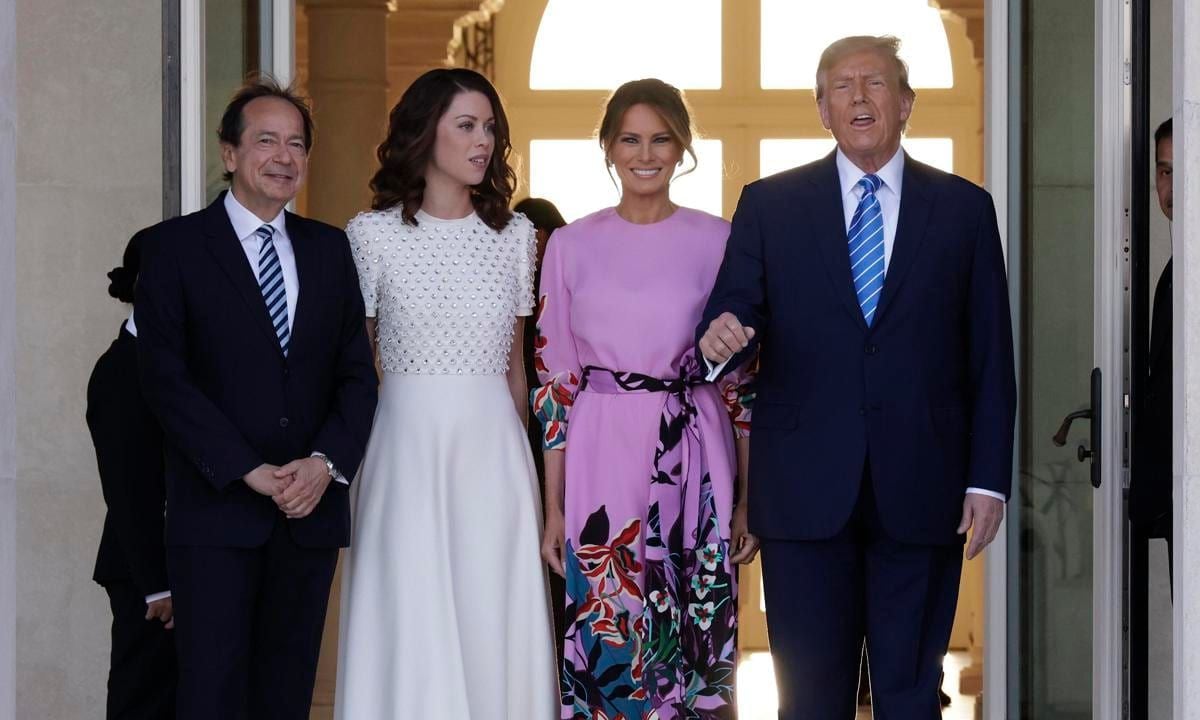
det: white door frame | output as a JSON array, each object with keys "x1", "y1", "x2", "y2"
[
  {"x1": 178, "y1": 0, "x2": 294, "y2": 215},
  {"x1": 981, "y1": 0, "x2": 1129, "y2": 717}
]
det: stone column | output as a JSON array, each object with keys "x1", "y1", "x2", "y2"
[
  {"x1": 1174, "y1": 0, "x2": 1200, "y2": 717},
  {"x1": 0, "y1": 0, "x2": 15, "y2": 716},
  {"x1": 302, "y1": 0, "x2": 391, "y2": 230}
]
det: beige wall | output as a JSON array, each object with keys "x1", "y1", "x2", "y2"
[
  {"x1": 1, "y1": 0, "x2": 16, "y2": 716},
  {"x1": 13, "y1": 0, "x2": 162, "y2": 716}
]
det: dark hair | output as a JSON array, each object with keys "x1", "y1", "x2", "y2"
[
  {"x1": 216, "y1": 76, "x2": 315, "y2": 183},
  {"x1": 598, "y1": 78, "x2": 698, "y2": 179},
  {"x1": 370, "y1": 68, "x2": 516, "y2": 231},
  {"x1": 1155, "y1": 117, "x2": 1173, "y2": 152},
  {"x1": 107, "y1": 229, "x2": 146, "y2": 304},
  {"x1": 513, "y1": 197, "x2": 566, "y2": 233}
]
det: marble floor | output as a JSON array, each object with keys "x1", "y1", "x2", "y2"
[{"x1": 736, "y1": 650, "x2": 978, "y2": 720}]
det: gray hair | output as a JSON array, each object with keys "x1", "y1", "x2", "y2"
[{"x1": 815, "y1": 35, "x2": 915, "y2": 101}]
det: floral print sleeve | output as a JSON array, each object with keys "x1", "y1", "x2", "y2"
[
  {"x1": 530, "y1": 233, "x2": 581, "y2": 450},
  {"x1": 718, "y1": 351, "x2": 757, "y2": 438}
]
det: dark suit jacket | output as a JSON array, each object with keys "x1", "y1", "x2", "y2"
[
  {"x1": 700, "y1": 152, "x2": 1016, "y2": 545},
  {"x1": 1132, "y1": 259, "x2": 1172, "y2": 527},
  {"x1": 135, "y1": 193, "x2": 378, "y2": 549},
  {"x1": 86, "y1": 322, "x2": 169, "y2": 595}
]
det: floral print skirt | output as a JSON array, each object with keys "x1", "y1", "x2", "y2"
[{"x1": 560, "y1": 366, "x2": 739, "y2": 720}]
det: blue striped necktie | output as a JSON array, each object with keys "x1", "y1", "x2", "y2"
[
  {"x1": 256, "y1": 224, "x2": 290, "y2": 355},
  {"x1": 848, "y1": 174, "x2": 885, "y2": 326}
]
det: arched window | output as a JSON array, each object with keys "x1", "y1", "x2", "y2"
[
  {"x1": 498, "y1": 1, "x2": 978, "y2": 222},
  {"x1": 530, "y1": 0, "x2": 722, "y2": 90},
  {"x1": 760, "y1": 0, "x2": 954, "y2": 89}
]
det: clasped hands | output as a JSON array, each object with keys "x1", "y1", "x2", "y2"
[{"x1": 244, "y1": 458, "x2": 331, "y2": 519}]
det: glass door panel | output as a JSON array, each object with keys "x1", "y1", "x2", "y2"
[{"x1": 1009, "y1": 0, "x2": 1096, "y2": 717}]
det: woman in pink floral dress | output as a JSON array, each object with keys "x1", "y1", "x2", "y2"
[{"x1": 532, "y1": 79, "x2": 758, "y2": 720}]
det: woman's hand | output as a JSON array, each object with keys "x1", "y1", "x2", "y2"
[
  {"x1": 542, "y1": 506, "x2": 567, "y2": 578},
  {"x1": 729, "y1": 503, "x2": 760, "y2": 564}
]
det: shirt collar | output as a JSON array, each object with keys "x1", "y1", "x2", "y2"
[
  {"x1": 223, "y1": 190, "x2": 287, "y2": 242},
  {"x1": 836, "y1": 146, "x2": 905, "y2": 199},
  {"x1": 124, "y1": 310, "x2": 137, "y2": 338}
]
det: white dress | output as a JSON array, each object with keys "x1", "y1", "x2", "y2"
[{"x1": 335, "y1": 208, "x2": 557, "y2": 719}]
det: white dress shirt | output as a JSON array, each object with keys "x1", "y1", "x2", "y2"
[{"x1": 224, "y1": 191, "x2": 347, "y2": 485}]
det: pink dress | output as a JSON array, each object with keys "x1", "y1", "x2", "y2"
[{"x1": 532, "y1": 207, "x2": 754, "y2": 720}]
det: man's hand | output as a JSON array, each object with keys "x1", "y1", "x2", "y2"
[
  {"x1": 958, "y1": 494, "x2": 1005, "y2": 560},
  {"x1": 699, "y1": 312, "x2": 756, "y2": 364},
  {"x1": 145, "y1": 597, "x2": 174, "y2": 630},
  {"x1": 244, "y1": 464, "x2": 288, "y2": 496},
  {"x1": 272, "y1": 457, "x2": 332, "y2": 519}
]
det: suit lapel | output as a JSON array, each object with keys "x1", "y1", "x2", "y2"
[
  {"x1": 808, "y1": 151, "x2": 869, "y2": 331},
  {"x1": 201, "y1": 193, "x2": 283, "y2": 355},
  {"x1": 286, "y1": 211, "x2": 321, "y2": 360},
  {"x1": 875, "y1": 154, "x2": 934, "y2": 326}
]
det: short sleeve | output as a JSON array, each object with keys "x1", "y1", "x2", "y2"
[
  {"x1": 345, "y1": 212, "x2": 380, "y2": 318},
  {"x1": 514, "y1": 215, "x2": 537, "y2": 317}
]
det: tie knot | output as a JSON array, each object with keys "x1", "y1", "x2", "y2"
[
  {"x1": 857, "y1": 174, "x2": 882, "y2": 195},
  {"x1": 255, "y1": 224, "x2": 275, "y2": 241}
]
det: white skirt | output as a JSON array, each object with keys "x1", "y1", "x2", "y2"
[{"x1": 334, "y1": 373, "x2": 557, "y2": 719}]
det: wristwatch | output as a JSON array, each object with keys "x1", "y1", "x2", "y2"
[{"x1": 312, "y1": 452, "x2": 338, "y2": 481}]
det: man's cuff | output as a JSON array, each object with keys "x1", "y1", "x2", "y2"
[
  {"x1": 703, "y1": 356, "x2": 730, "y2": 382},
  {"x1": 966, "y1": 487, "x2": 1006, "y2": 502},
  {"x1": 145, "y1": 591, "x2": 171, "y2": 604},
  {"x1": 311, "y1": 451, "x2": 348, "y2": 485}
]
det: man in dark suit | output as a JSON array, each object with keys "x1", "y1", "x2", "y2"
[
  {"x1": 87, "y1": 229, "x2": 176, "y2": 719},
  {"x1": 1132, "y1": 117, "x2": 1174, "y2": 582},
  {"x1": 698, "y1": 35, "x2": 1015, "y2": 719},
  {"x1": 135, "y1": 79, "x2": 377, "y2": 719}
]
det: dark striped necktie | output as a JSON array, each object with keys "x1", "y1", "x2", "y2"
[{"x1": 256, "y1": 224, "x2": 290, "y2": 356}]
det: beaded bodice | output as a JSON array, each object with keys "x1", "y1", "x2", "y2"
[{"x1": 347, "y1": 208, "x2": 536, "y2": 375}]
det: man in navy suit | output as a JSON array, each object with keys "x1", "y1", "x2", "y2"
[
  {"x1": 135, "y1": 79, "x2": 377, "y2": 719},
  {"x1": 699, "y1": 36, "x2": 1015, "y2": 719}
]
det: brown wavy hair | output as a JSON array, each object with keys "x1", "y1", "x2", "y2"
[{"x1": 370, "y1": 68, "x2": 516, "y2": 231}]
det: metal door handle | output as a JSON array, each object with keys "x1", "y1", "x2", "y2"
[{"x1": 1051, "y1": 368, "x2": 1102, "y2": 488}]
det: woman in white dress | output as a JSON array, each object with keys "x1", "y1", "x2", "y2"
[{"x1": 334, "y1": 67, "x2": 556, "y2": 719}]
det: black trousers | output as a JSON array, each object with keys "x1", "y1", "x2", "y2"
[
  {"x1": 105, "y1": 581, "x2": 177, "y2": 719},
  {"x1": 759, "y1": 467, "x2": 963, "y2": 720},
  {"x1": 168, "y1": 519, "x2": 338, "y2": 720}
]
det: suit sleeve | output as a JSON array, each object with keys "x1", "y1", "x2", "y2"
[
  {"x1": 697, "y1": 184, "x2": 769, "y2": 381},
  {"x1": 966, "y1": 194, "x2": 1017, "y2": 497},
  {"x1": 310, "y1": 229, "x2": 379, "y2": 482},
  {"x1": 135, "y1": 232, "x2": 263, "y2": 490},
  {"x1": 86, "y1": 366, "x2": 169, "y2": 597}
]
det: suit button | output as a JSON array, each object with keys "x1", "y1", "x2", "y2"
[
  {"x1": 865, "y1": 344, "x2": 879, "y2": 355},
  {"x1": 279, "y1": 417, "x2": 289, "y2": 428}
]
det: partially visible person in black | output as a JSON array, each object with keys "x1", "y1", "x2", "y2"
[
  {"x1": 86, "y1": 229, "x2": 177, "y2": 719},
  {"x1": 1133, "y1": 117, "x2": 1174, "y2": 587},
  {"x1": 513, "y1": 195, "x2": 566, "y2": 663}
]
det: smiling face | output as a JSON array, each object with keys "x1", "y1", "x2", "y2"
[
  {"x1": 818, "y1": 48, "x2": 913, "y2": 172},
  {"x1": 607, "y1": 103, "x2": 683, "y2": 201},
  {"x1": 426, "y1": 90, "x2": 496, "y2": 190},
  {"x1": 221, "y1": 96, "x2": 308, "y2": 219}
]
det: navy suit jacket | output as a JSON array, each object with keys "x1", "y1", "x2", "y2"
[
  {"x1": 135, "y1": 194, "x2": 378, "y2": 549},
  {"x1": 700, "y1": 152, "x2": 1016, "y2": 545}
]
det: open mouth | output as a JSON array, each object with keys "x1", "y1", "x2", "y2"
[
  {"x1": 631, "y1": 168, "x2": 662, "y2": 179},
  {"x1": 469, "y1": 155, "x2": 489, "y2": 169},
  {"x1": 850, "y1": 113, "x2": 876, "y2": 129},
  {"x1": 265, "y1": 172, "x2": 294, "y2": 182}
]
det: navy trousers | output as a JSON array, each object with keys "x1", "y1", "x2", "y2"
[
  {"x1": 760, "y1": 466, "x2": 963, "y2": 720},
  {"x1": 168, "y1": 519, "x2": 338, "y2": 720},
  {"x1": 105, "y1": 581, "x2": 177, "y2": 719}
]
